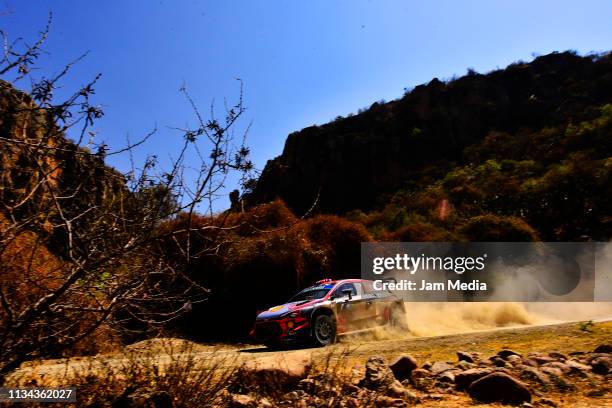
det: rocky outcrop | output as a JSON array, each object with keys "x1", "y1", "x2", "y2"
[{"x1": 250, "y1": 52, "x2": 612, "y2": 214}]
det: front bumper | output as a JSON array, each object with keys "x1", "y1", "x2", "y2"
[{"x1": 250, "y1": 316, "x2": 310, "y2": 344}]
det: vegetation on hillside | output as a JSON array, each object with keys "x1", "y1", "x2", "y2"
[{"x1": 251, "y1": 51, "x2": 612, "y2": 241}]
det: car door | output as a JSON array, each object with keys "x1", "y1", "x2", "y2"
[
  {"x1": 330, "y1": 282, "x2": 363, "y2": 332},
  {"x1": 360, "y1": 281, "x2": 382, "y2": 327}
]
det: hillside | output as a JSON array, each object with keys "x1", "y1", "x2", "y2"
[{"x1": 250, "y1": 51, "x2": 612, "y2": 241}]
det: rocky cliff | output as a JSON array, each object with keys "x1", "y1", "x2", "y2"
[{"x1": 251, "y1": 51, "x2": 612, "y2": 215}]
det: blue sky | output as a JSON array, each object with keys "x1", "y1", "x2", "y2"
[{"x1": 2, "y1": 1, "x2": 612, "y2": 210}]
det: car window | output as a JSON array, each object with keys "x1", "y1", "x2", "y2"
[
  {"x1": 332, "y1": 283, "x2": 357, "y2": 298},
  {"x1": 361, "y1": 281, "x2": 374, "y2": 293},
  {"x1": 289, "y1": 287, "x2": 331, "y2": 302}
]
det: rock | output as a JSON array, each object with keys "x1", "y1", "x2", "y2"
[
  {"x1": 232, "y1": 353, "x2": 311, "y2": 392},
  {"x1": 468, "y1": 372, "x2": 531, "y2": 404},
  {"x1": 389, "y1": 355, "x2": 418, "y2": 381},
  {"x1": 229, "y1": 394, "x2": 256, "y2": 408},
  {"x1": 518, "y1": 365, "x2": 550, "y2": 385},
  {"x1": 455, "y1": 368, "x2": 494, "y2": 390},
  {"x1": 535, "y1": 398, "x2": 558, "y2": 407},
  {"x1": 506, "y1": 354, "x2": 523, "y2": 366},
  {"x1": 591, "y1": 356, "x2": 612, "y2": 375},
  {"x1": 112, "y1": 388, "x2": 174, "y2": 408},
  {"x1": 535, "y1": 366, "x2": 574, "y2": 392},
  {"x1": 528, "y1": 353, "x2": 556, "y2": 365},
  {"x1": 457, "y1": 351, "x2": 474, "y2": 363},
  {"x1": 359, "y1": 356, "x2": 396, "y2": 389},
  {"x1": 421, "y1": 361, "x2": 432, "y2": 370},
  {"x1": 490, "y1": 355, "x2": 508, "y2": 367},
  {"x1": 258, "y1": 398, "x2": 273, "y2": 408},
  {"x1": 541, "y1": 362, "x2": 570, "y2": 374},
  {"x1": 593, "y1": 344, "x2": 612, "y2": 354},
  {"x1": 409, "y1": 368, "x2": 434, "y2": 391},
  {"x1": 374, "y1": 395, "x2": 407, "y2": 407},
  {"x1": 548, "y1": 352, "x2": 567, "y2": 361},
  {"x1": 498, "y1": 349, "x2": 522, "y2": 359},
  {"x1": 585, "y1": 387, "x2": 609, "y2": 397},
  {"x1": 521, "y1": 358, "x2": 540, "y2": 367},
  {"x1": 457, "y1": 360, "x2": 475, "y2": 370},
  {"x1": 562, "y1": 361, "x2": 591, "y2": 378},
  {"x1": 342, "y1": 383, "x2": 360, "y2": 395},
  {"x1": 386, "y1": 380, "x2": 408, "y2": 397},
  {"x1": 297, "y1": 378, "x2": 318, "y2": 394},
  {"x1": 430, "y1": 361, "x2": 454, "y2": 375},
  {"x1": 437, "y1": 371, "x2": 456, "y2": 384}
]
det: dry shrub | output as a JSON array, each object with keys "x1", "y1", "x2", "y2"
[
  {"x1": 386, "y1": 221, "x2": 456, "y2": 242},
  {"x1": 7, "y1": 340, "x2": 238, "y2": 407},
  {"x1": 225, "y1": 198, "x2": 297, "y2": 236},
  {"x1": 0, "y1": 216, "x2": 121, "y2": 357},
  {"x1": 458, "y1": 214, "x2": 540, "y2": 241}
]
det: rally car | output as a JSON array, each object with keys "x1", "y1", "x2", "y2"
[{"x1": 250, "y1": 279, "x2": 406, "y2": 348}]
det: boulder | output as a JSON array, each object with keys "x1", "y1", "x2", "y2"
[
  {"x1": 528, "y1": 353, "x2": 556, "y2": 365},
  {"x1": 409, "y1": 368, "x2": 434, "y2": 390},
  {"x1": 506, "y1": 354, "x2": 523, "y2": 366},
  {"x1": 430, "y1": 361, "x2": 454, "y2": 375},
  {"x1": 593, "y1": 344, "x2": 612, "y2": 354},
  {"x1": 437, "y1": 370, "x2": 456, "y2": 384},
  {"x1": 591, "y1": 356, "x2": 611, "y2": 375},
  {"x1": 229, "y1": 394, "x2": 257, "y2": 408},
  {"x1": 548, "y1": 352, "x2": 567, "y2": 361},
  {"x1": 540, "y1": 362, "x2": 570, "y2": 374},
  {"x1": 457, "y1": 360, "x2": 475, "y2": 370},
  {"x1": 490, "y1": 355, "x2": 508, "y2": 367},
  {"x1": 457, "y1": 351, "x2": 474, "y2": 363},
  {"x1": 455, "y1": 368, "x2": 494, "y2": 390},
  {"x1": 468, "y1": 372, "x2": 531, "y2": 404},
  {"x1": 374, "y1": 395, "x2": 407, "y2": 407},
  {"x1": 359, "y1": 356, "x2": 396, "y2": 389},
  {"x1": 565, "y1": 360, "x2": 591, "y2": 374},
  {"x1": 385, "y1": 380, "x2": 412, "y2": 398},
  {"x1": 498, "y1": 349, "x2": 522, "y2": 359},
  {"x1": 389, "y1": 355, "x2": 418, "y2": 381},
  {"x1": 231, "y1": 352, "x2": 311, "y2": 393},
  {"x1": 518, "y1": 365, "x2": 550, "y2": 385}
]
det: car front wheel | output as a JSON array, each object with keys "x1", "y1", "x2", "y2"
[{"x1": 312, "y1": 314, "x2": 336, "y2": 346}]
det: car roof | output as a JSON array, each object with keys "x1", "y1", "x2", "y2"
[{"x1": 311, "y1": 278, "x2": 367, "y2": 287}]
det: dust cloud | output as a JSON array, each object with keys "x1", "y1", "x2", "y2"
[
  {"x1": 342, "y1": 302, "x2": 612, "y2": 342},
  {"x1": 402, "y1": 302, "x2": 612, "y2": 337}
]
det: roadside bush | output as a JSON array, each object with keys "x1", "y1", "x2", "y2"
[{"x1": 458, "y1": 214, "x2": 540, "y2": 241}]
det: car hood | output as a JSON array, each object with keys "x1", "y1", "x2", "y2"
[{"x1": 256, "y1": 299, "x2": 320, "y2": 320}]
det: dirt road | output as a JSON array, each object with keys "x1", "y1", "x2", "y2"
[{"x1": 9, "y1": 319, "x2": 612, "y2": 386}]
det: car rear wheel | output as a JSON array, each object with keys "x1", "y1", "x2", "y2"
[{"x1": 312, "y1": 314, "x2": 336, "y2": 346}]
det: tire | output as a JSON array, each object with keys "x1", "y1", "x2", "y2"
[{"x1": 311, "y1": 314, "x2": 336, "y2": 347}]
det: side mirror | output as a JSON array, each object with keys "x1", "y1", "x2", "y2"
[{"x1": 342, "y1": 289, "x2": 353, "y2": 300}]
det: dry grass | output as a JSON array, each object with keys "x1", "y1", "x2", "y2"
[{"x1": 3, "y1": 321, "x2": 611, "y2": 407}]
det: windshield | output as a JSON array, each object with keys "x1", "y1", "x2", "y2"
[{"x1": 289, "y1": 287, "x2": 331, "y2": 302}]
